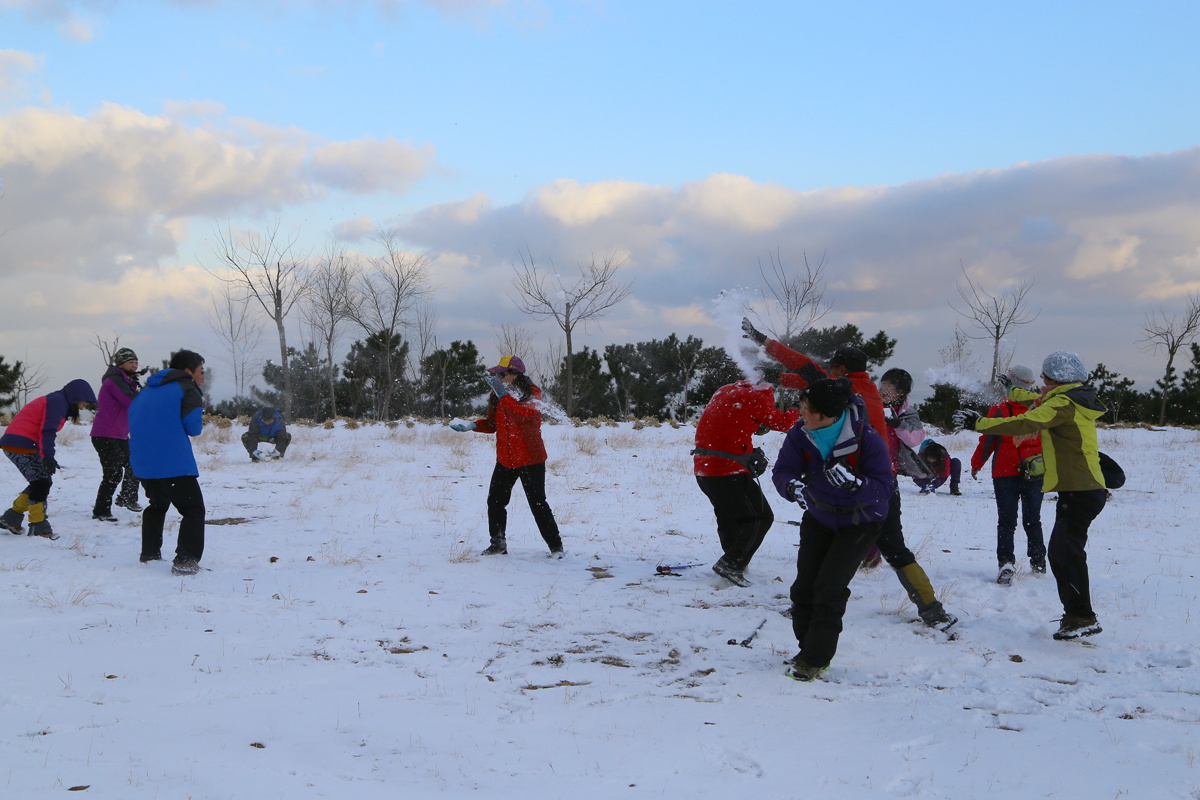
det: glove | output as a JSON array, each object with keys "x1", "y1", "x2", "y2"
[
  {"x1": 883, "y1": 406, "x2": 899, "y2": 426},
  {"x1": 484, "y1": 375, "x2": 509, "y2": 398},
  {"x1": 43, "y1": 456, "x2": 58, "y2": 476},
  {"x1": 825, "y1": 463, "x2": 862, "y2": 492},
  {"x1": 449, "y1": 421, "x2": 475, "y2": 432},
  {"x1": 994, "y1": 372, "x2": 1012, "y2": 391},
  {"x1": 741, "y1": 317, "x2": 767, "y2": 345},
  {"x1": 785, "y1": 479, "x2": 807, "y2": 509},
  {"x1": 951, "y1": 409, "x2": 982, "y2": 432}
]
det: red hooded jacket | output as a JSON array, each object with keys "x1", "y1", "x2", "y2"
[
  {"x1": 693, "y1": 380, "x2": 799, "y2": 477},
  {"x1": 764, "y1": 338, "x2": 888, "y2": 440},
  {"x1": 971, "y1": 398, "x2": 1043, "y2": 478}
]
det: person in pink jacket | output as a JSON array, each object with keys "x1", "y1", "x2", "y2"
[{"x1": 90, "y1": 348, "x2": 144, "y2": 521}]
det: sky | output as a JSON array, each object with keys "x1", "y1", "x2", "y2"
[
  {"x1": 3, "y1": 418, "x2": 1198, "y2": 797},
  {"x1": 2, "y1": 0, "x2": 1200, "y2": 401}
]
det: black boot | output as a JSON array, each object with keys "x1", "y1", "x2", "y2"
[{"x1": 481, "y1": 534, "x2": 507, "y2": 556}]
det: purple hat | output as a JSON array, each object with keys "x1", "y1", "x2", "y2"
[{"x1": 488, "y1": 355, "x2": 526, "y2": 374}]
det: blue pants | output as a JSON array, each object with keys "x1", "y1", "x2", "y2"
[
  {"x1": 993, "y1": 475, "x2": 1045, "y2": 566},
  {"x1": 913, "y1": 458, "x2": 961, "y2": 493}
]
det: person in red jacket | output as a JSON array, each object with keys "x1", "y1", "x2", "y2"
[
  {"x1": 693, "y1": 379, "x2": 799, "y2": 586},
  {"x1": 452, "y1": 355, "x2": 563, "y2": 558},
  {"x1": 970, "y1": 364, "x2": 1047, "y2": 585}
]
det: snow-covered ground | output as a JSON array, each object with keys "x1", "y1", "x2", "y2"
[{"x1": 2, "y1": 418, "x2": 1197, "y2": 799}]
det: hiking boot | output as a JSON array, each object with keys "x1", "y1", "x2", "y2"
[
  {"x1": 712, "y1": 560, "x2": 751, "y2": 587},
  {"x1": 116, "y1": 500, "x2": 143, "y2": 512},
  {"x1": 171, "y1": 559, "x2": 201, "y2": 576},
  {"x1": 0, "y1": 508, "x2": 25, "y2": 535},
  {"x1": 949, "y1": 487, "x2": 962, "y2": 496},
  {"x1": 997, "y1": 563, "x2": 1016, "y2": 586},
  {"x1": 1030, "y1": 558, "x2": 1047, "y2": 575},
  {"x1": 139, "y1": 553, "x2": 164, "y2": 563},
  {"x1": 480, "y1": 544, "x2": 508, "y2": 556},
  {"x1": 1053, "y1": 615, "x2": 1101, "y2": 640},
  {"x1": 548, "y1": 548, "x2": 565, "y2": 559},
  {"x1": 93, "y1": 512, "x2": 119, "y2": 522},
  {"x1": 919, "y1": 606, "x2": 958, "y2": 632},
  {"x1": 785, "y1": 654, "x2": 829, "y2": 682},
  {"x1": 27, "y1": 520, "x2": 59, "y2": 540}
]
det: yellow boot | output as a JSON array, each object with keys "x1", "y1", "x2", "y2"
[
  {"x1": 26, "y1": 502, "x2": 57, "y2": 540},
  {"x1": 0, "y1": 493, "x2": 27, "y2": 533}
]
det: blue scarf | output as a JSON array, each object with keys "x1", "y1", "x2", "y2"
[{"x1": 806, "y1": 410, "x2": 848, "y2": 460}]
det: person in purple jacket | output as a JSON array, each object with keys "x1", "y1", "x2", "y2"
[
  {"x1": 91, "y1": 347, "x2": 144, "y2": 521},
  {"x1": 771, "y1": 377, "x2": 894, "y2": 682},
  {"x1": 0, "y1": 379, "x2": 97, "y2": 540}
]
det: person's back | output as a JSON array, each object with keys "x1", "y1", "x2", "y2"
[{"x1": 129, "y1": 369, "x2": 203, "y2": 480}]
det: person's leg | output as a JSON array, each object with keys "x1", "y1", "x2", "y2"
[
  {"x1": 485, "y1": 463, "x2": 520, "y2": 553},
  {"x1": 3, "y1": 451, "x2": 42, "y2": 532},
  {"x1": 876, "y1": 488, "x2": 950, "y2": 622},
  {"x1": 790, "y1": 514, "x2": 834, "y2": 651},
  {"x1": 274, "y1": 432, "x2": 291, "y2": 457},
  {"x1": 993, "y1": 476, "x2": 1019, "y2": 566},
  {"x1": 92, "y1": 437, "x2": 122, "y2": 516},
  {"x1": 696, "y1": 474, "x2": 773, "y2": 572},
  {"x1": 241, "y1": 432, "x2": 259, "y2": 459},
  {"x1": 796, "y1": 520, "x2": 881, "y2": 668},
  {"x1": 1020, "y1": 476, "x2": 1047, "y2": 569},
  {"x1": 516, "y1": 462, "x2": 562, "y2": 552},
  {"x1": 949, "y1": 458, "x2": 962, "y2": 495},
  {"x1": 140, "y1": 478, "x2": 170, "y2": 560},
  {"x1": 166, "y1": 476, "x2": 206, "y2": 565},
  {"x1": 1048, "y1": 489, "x2": 1107, "y2": 618}
]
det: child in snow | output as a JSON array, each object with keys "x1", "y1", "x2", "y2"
[
  {"x1": 91, "y1": 347, "x2": 144, "y2": 521},
  {"x1": 969, "y1": 364, "x2": 1046, "y2": 585},
  {"x1": 955, "y1": 351, "x2": 1108, "y2": 640},
  {"x1": 1, "y1": 379, "x2": 97, "y2": 540},
  {"x1": 451, "y1": 355, "x2": 563, "y2": 558},
  {"x1": 913, "y1": 439, "x2": 962, "y2": 495},
  {"x1": 693, "y1": 379, "x2": 799, "y2": 587},
  {"x1": 771, "y1": 377, "x2": 894, "y2": 681}
]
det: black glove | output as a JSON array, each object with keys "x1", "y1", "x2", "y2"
[
  {"x1": 951, "y1": 409, "x2": 982, "y2": 433},
  {"x1": 42, "y1": 456, "x2": 58, "y2": 476},
  {"x1": 994, "y1": 372, "x2": 1012, "y2": 391},
  {"x1": 785, "y1": 479, "x2": 807, "y2": 508},
  {"x1": 825, "y1": 463, "x2": 862, "y2": 492},
  {"x1": 741, "y1": 317, "x2": 767, "y2": 345}
]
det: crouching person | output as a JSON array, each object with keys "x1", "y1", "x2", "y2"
[
  {"x1": 242, "y1": 407, "x2": 291, "y2": 461},
  {"x1": 772, "y1": 378, "x2": 894, "y2": 682}
]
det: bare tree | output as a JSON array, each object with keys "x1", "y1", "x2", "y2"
[
  {"x1": 1138, "y1": 292, "x2": 1200, "y2": 425},
  {"x1": 510, "y1": 251, "x2": 632, "y2": 416},
  {"x1": 494, "y1": 323, "x2": 534, "y2": 362},
  {"x1": 346, "y1": 229, "x2": 431, "y2": 418},
  {"x1": 951, "y1": 264, "x2": 1038, "y2": 382},
  {"x1": 91, "y1": 334, "x2": 122, "y2": 372},
  {"x1": 12, "y1": 356, "x2": 45, "y2": 409},
  {"x1": 754, "y1": 249, "x2": 832, "y2": 341},
  {"x1": 209, "y1": 284, "x2": 264, "y2": 400},
  {"x1": 211, "y1": 221, "x2": 307, "y2": 419},
  {"x1": 302, "y1": 241, "x2": 358, "y2": 418}
]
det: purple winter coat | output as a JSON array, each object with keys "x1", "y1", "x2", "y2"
[
  {"x1": 90, "y1": 365, "x2": 140, "y2": 440},
  {"x1": 771, "y1": 395, "x2": 895, "y2": 529}
]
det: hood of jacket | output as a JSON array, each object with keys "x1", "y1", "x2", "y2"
[{"x1": 62, "y1": 378, "x2": 97, "y2": 405}]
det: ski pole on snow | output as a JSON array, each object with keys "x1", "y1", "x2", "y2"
[
  {"x1": 727, "y1": 618, "x2": 768, "y2": 648},
  {"x1": 655, "y1": 563, "x2": 705, "y2": 576}
]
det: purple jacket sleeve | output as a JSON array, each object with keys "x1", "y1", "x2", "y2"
[{"x1": 41, "y1": 393, "x2": 68, "y2": 460}]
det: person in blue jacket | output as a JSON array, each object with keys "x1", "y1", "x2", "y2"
[
  {"x1": 241, "y1": 407, "x2": 291, "y2": 461},
  {"x1": 0, "y1": 379, "x2": 97, "y2": 540},
  {"x1": 128, "y1": 349, "x2": 206, "y2": 575},
  {"x1": 771, "y1": 377, "x2": 895, "y2": 681}
]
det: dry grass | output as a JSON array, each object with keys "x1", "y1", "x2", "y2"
[
  {"x1": 31, "y1": 582, "x2": 109, "y2": 608},
  {"x1": 320, "y1": 539, "x2": 370, "y2": 566}
]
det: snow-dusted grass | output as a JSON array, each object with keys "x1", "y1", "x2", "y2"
[{"x1": 0, "y1": 420, "x2": 1197, "y2": 798}]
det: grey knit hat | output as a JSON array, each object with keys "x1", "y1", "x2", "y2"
[
  {"x1": 1005, "y1": 364, "x2": 1037, "y2": 391},
  {"x1": 1041, "y1": 351, "x2": 1087, "y2": 383}
]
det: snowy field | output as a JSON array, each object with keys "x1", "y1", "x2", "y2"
[{"x1": 1, "y1": 417, "x2": 1198, "y2": 799}]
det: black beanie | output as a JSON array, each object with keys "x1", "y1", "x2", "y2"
[{"x1": 803, "y1": 377, "x2": 853, "y2": 419}]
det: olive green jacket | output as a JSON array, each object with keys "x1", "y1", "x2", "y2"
[{"x1": 974, "y1": 382, "x2": 1106, "y2": 492}]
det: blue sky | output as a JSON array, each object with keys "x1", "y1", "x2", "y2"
[{"x1": 3, "y1": 0, "x2": 1200, "y2": 400}]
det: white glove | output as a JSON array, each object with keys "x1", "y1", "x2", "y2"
[
  {"x1": 450, "y1": 421, "x2": 475, "y2": 432},
  {"x1": 786, "y1": 479, "x2": 807, "y2": 508},
  {"x1": 825, "y1": 463, "x2": 862, "y2": 492},
  {"x1": 951, "y1": 409, "x2": 982, "y2": 432}
]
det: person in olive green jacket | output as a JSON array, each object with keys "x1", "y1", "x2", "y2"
[{"x1": 954, "y1": 350, "x2": 1107, "y2": 641}]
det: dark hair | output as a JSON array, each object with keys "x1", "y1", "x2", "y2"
[
  {"x1": 880, "y1": 367, "x2": 913, "y2": 396},
  {"x1": 802, "y1": 377, "x2": 853, "y2": 418},
  {"x1": 487, "y1": 372, "x2": 536, "y2": 412},
  {"x1": 169, "y1": 349, "x2": 205, "y2": 372},
  {"x1": 828, "y1": 345, "x2": 868, "y2": 374}
]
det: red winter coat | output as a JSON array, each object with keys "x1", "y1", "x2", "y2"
[
  {"x1": 971, "y1": 398, "x2": 1043, "y2": 478},
  {"x1": 473, "y1": 385, "x2": 549, "y2": 469},
  {"x1": 764, "y1": 338, "x2": 888, "y2": 439},
  {"x1": 693, "y1": 381, "x2": 799, "y2": 477}
]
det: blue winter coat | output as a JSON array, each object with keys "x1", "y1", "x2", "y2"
[
  {"x1": 771, "y1": 395, "x2": 894, "y2": 529},
  {"x1": 248, "y1": 409, "x2": 285, "y2": 439},
  {"x1": 128, "y1": 369, "x2": 204, "y2": 479}
]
